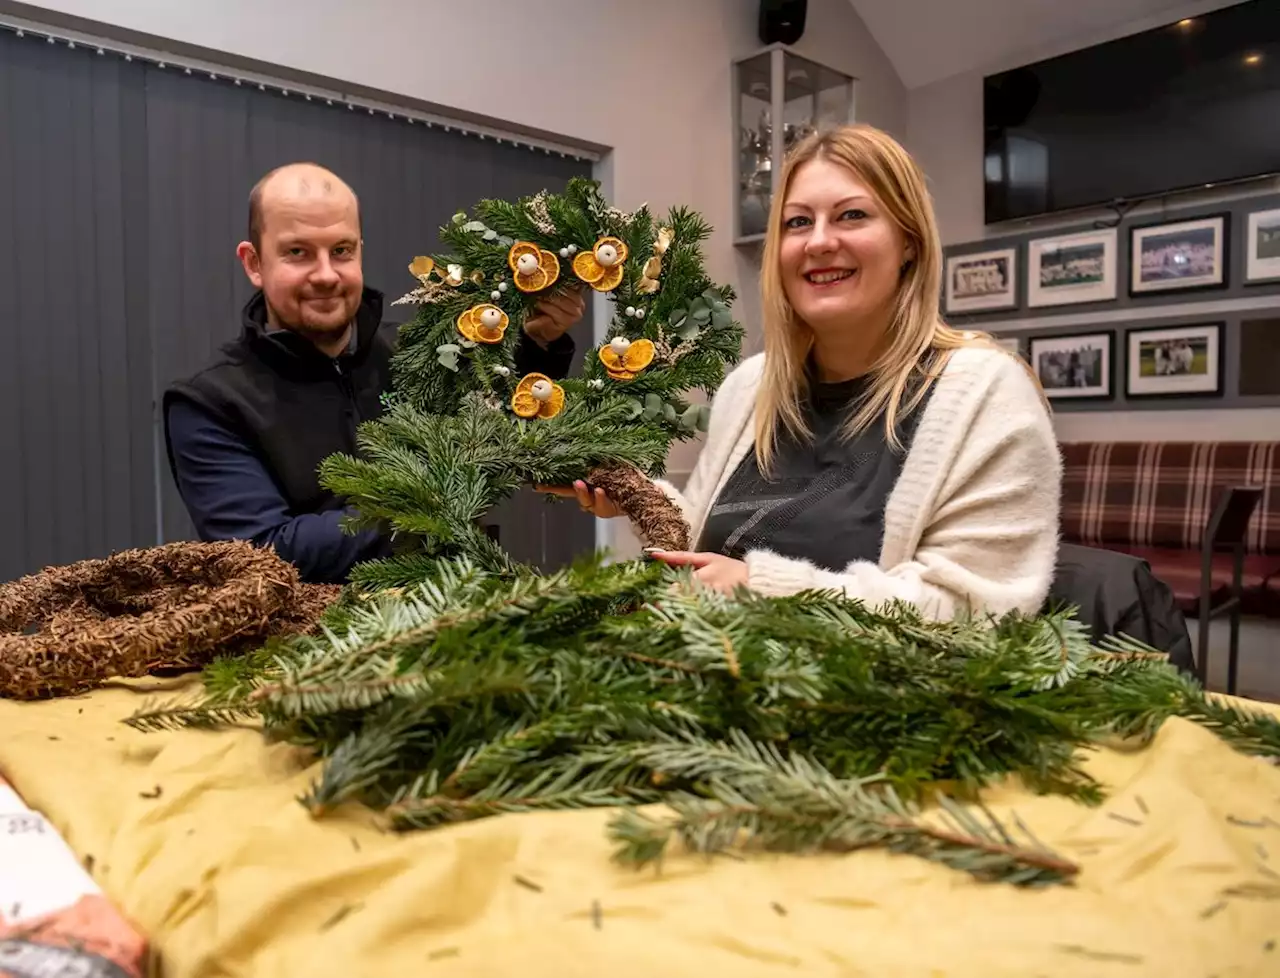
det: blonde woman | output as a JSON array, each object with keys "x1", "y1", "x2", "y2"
[{"x1": 555, "y1": 124, "x2": 1061, "y2": 620}]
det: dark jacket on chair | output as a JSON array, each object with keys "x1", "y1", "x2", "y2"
[{"x1": 1046, "y1": 543, "x2": 1195, "y2": 674}]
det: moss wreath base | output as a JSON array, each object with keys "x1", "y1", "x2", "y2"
[{"x1": 0, "y1": 540, "x2": 340, "y2": 700}]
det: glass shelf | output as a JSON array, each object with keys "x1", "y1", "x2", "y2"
[{"x1": 733, "y1": 45, "x2": 856, "y2": 244}]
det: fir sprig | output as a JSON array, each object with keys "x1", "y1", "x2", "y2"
[{"x1": 127, "y1": 556, "x2": 1280, "y2": 888}]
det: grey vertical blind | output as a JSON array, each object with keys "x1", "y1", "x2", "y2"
[{"x1": 0, "y1": 29, "x2": 595, "y2": 581}]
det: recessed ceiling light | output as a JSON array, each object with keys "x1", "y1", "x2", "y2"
[
  {"x1": 1244, "y1": 52, "x2": 1263, "y2": 66},
  {"x1": 1177, "y1": 18, "x2": 1194, "y2": 29}
]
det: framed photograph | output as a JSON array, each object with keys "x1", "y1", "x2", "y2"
[
  {"x1": 1246, "y1": 207, "x2": 1280, "y2": 283},
  {"x1": 1130, "y1": 213, "x2": 1229, "y2": 295},
  {"x1": 1125, "y1": 322, "x2": 1224, "y2": 399},
  {"x1": 1027, "y1": 228, "x2": 1118, "y2": 308},
  {"x1": 945, "y1": 247, "x2": 1018, "y2": 314},
  {"x1": 1028, "y1": 332, "x2": 1114, "y2": 400}
]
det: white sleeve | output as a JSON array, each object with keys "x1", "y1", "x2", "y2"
[{"x1": 741, "y1": 361, "x2": 1061, "y2": 620}]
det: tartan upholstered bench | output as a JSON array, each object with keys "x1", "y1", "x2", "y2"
[{"x1": 1059, "y1": 442, "x2": 1280, "y2": 621}]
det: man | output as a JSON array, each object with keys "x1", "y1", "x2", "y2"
[{"x1": 164, "y1": 162, "x2": 584, "y2": 583}]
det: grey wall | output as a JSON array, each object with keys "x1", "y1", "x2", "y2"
[
  {"x1": 942, "y1": 191, "x2": 1280, "y2": 413},
  {"x1": 0, "y1": 27, "x2": 595, "y2": 581}
]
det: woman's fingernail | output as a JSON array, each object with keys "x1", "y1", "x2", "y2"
[{"x1": 643, "y1": 547, "x2": 665, "y2": 554}]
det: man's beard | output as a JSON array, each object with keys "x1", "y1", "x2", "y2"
[{"x1": 267, "y1": 293, "x2": 353, "y2": 337}]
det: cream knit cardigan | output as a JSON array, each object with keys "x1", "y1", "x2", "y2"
[{"x1": 655, "y1": 346, "x2": 1062, "y2": 620}]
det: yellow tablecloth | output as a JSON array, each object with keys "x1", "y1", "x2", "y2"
[{"x1": 2, "y1": 680, "x2": 1278, "y2": 978}]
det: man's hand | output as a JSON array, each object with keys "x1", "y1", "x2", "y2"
[
  {"x1": 523, "y1": 286, "x2": 586, "y2": 348},
  {"x1": 647, "y1": 550, "x2": 750, "y2": 595}
]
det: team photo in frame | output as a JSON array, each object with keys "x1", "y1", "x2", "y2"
[
  {"x1": 1125, "y1": 322, "x2": 1224, "y2": 399},
  {"x1": 1027, "y1": 228, "x2": 1118, "y2": 308},
  {"x1": 1245, "y1": 207, "x2": 1280, "y2": 284},
  {"x1": 1129, "y1": 214, "x2": 1229, "y2": 296},
  {"x1": 1028, "y1": 331, "x2": 1114, "y2": 401},
  {"x1": 944, "y1": 247, "x2": 1018, "y2": 314}
]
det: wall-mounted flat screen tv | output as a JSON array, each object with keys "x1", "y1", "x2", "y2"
[{"x1": 983, "y1": 0, "x2": 1280, "y2": 225}]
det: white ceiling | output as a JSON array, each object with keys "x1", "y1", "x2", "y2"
[{"x1": 847, "y1": 0, "x2": 1243, "y2": 89}]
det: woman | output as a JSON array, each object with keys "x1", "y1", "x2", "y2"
[{"x1": 559, "y1": 124, "x2": 1061, "y2": 620}]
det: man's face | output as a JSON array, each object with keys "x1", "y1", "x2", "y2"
[{"x1": 239, "y1": 190, "x2": 363, "y2": 339}]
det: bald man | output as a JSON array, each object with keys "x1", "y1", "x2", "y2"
[{"x1": 163, "y1": 163, "x2": 584, "y2": 583}]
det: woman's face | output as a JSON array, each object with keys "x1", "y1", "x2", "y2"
[{"x1": 779, "y1": 157, "x2": 911, "y2": 336}]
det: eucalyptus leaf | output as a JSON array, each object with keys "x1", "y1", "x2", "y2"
[
  {"x1": 696, "y1": 404, "x2": 712, "y2": 432},
  {"x1": 677, "y1": 321, "x2": 701, "y2": 342},
  {"x1": 452, "y1": 212, "x2": 467, "y2": 224},
  {"x1": 483, "y1": 229, "x2": 499, "y2": 241},
  {"x1": 702, "y1": 288, "x2": 722, "y2": 305},
  {"x1": 437, "y1": 352, "x2": 460, "y2": 372},
  {"x1": 692, "y1": 307, "x2": 712, "y2": 325},
  {"x1": 711, "y1": 308, "x2": 734, "y2": 328},
  {"x1": 662, "y1": 403, "x2": 677, "y2": 422},
  {"x1": 436, "y1": 343, "x2": 461, "y2": 354},
  {"x1": 669, "y1": 304, "x2": 688, "y2": 321},
  {"x1": 463, "y1": 221, "x2": 487, "y2": 233},
  {"x1": 624, "y1": 398, "x2": 644, "y2": 420},
  {"x1": 679, "y1": 405, "x2": 700, "y2": 432},
  {"x1": 642, "y1": 392, "x2": 663, "y2": 421},
  {"x1": 688, "y1": 298, "x2": 708, "y2": 315},
  {"x1": 497, "y1": 236, "x2": 515, "y2": 247}
]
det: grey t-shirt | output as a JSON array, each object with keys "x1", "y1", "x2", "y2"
[{"x1": 696, "y1": 373, "x2": 933, "y2": 572}]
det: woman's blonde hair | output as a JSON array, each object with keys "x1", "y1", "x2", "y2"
[{"x1": 755, "y1": 123, "x2": 1011, "y2": 472}]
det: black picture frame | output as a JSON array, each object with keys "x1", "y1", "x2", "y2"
[
  {"x1": 1027, "y1": 330, "x2": 1116, "y2": 402},
  {"x1": 1128, "y1": 212, "x2": 1231, "y2": 298},
  {"x1": 1124, "y1": 321, "x2": 1225, "y2": 400}
]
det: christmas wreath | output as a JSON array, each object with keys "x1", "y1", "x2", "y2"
[
  {"x1": 317, "y1": 178, "x2": 743, "y2": 579},
  {"x1": 125, "y1": 181, "x2": 1280, "y2": 888},
  {"x1": 0, "y1": 541, "x2": 338, "y2": 699}
]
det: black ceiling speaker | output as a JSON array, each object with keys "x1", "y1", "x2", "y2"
[{"x1": 758, "y1": 0, "x2": 807, "y2": 45}]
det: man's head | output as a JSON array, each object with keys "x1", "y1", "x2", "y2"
[{"x1": 236, "y1": 163, "x2": 364, "y2": 347}]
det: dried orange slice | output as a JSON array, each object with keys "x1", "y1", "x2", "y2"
[
  {"x1": 538, "y1": 249, "x2": 561, "y2": 287},
  {"x1": 537, "y1": 383, "x2": 565, "y2": 419},
  {"x1": 573, "y1": 250, "x2": 606, "y2": 284},
  {"x1": 592, "y1": 263, "x2": 625, "y2": 292},
  {"x1": 623, "y1": 338, "x2": 655, "y2": 371},
  {"x1": 473, "y1": 303, "x2": 509, "y2": 333},
  {"x1": 511, "y1": 391, "x2": 540, "y2": 418},
  {"x1": 606, "y1": 368, "x2": 636, "y2": 382},
  {"x1": 515, "y1": 372, "x2": 552, "y2": 397},
  {"x1": 475, "y1": 323, "x2": 505, "y2": 343},
  {"x1": 508, "y1": 241, "x2": 540, "y2": 272},
  {"x1": 456, "y1": 307, "x2": 479, "y2": 342},
  {"x1": 594, "y1": 236, "x2": 629, "y2": 264},
  {"x1": 514, "y1": 265, "x2": 549, "y2": 292},
  {"x1": 409, "y1": 255, "x2": 435, "y2": 282}
]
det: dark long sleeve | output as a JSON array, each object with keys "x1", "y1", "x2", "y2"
[
  {"x1": 165, "y1": 397, "x2": 391, "y2": 583},
  {"x1": 514, "y1": 332, "x2": 576, "y2": 379}
]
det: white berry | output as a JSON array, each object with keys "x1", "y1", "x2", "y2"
[
  {"x1": 493, "y1": 365, "x2": 510, "y2": 377},
  {"x1": 567, "y1": 244, "x2": 578, "y2": 255},
  {"x1": 531, "y1": 379, "x2": 553, "y2": 401},
  {"x1": 559, "y1": 247, "x2": 569, "y2": 258},
  {"x1": 491, "y1": 290, "x2": 501, "y2": 301},
  {"x1": 517, "y1": 253, "x2": 540, "y2": 276},
  {"x1": 589, "y1": 378, "x2": 604, "y2": 390},
  {"x1": 595, "y1": 243, "x2": 619, "y2": 267},
  {"x1": 636, "y1": 308, "x2": 646, "y2": 319},
  {"x1": 610, "y1": 336, "x2": 632, "y2": 355},
  {"x1": 498, "y1": 282, "x2": 509, "y2": 293},
  {"x1": 480, "y1": 307, "x2": 503, "y2": 329}
]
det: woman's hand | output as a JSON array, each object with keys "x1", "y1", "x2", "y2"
[
  {"x1": 647, "y1": 550, "x2": 749, "y2": 595},
  {"x1": 536, "y1": 479, "x2": 621, "y2": 518}
]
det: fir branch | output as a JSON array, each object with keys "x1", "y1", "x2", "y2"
[{"x1": 609, "y1": 732, "x2": 1078, "y2": 886}]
